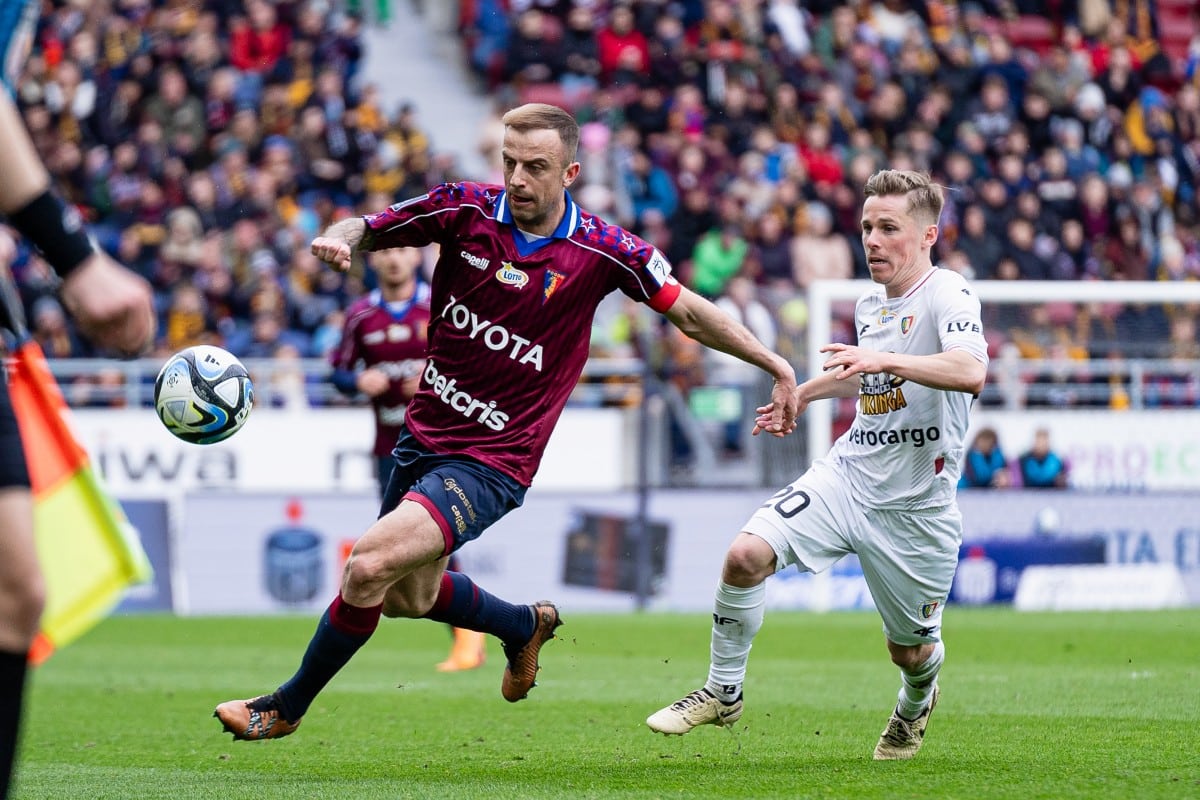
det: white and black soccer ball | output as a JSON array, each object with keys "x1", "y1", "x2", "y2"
[{"x1": 154, "y1": 345, "x2": 254, "y2": 444}]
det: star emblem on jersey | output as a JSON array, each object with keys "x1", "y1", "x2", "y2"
[
  {"x1": 543, "y1": 269, "x2": 565, "y2": 304},
  {"x1": 579, "y1": 215, "x2": 596, "y2": 235},
  {"x1": 619, "y1": 232, "x2": 636, "y2": 252},
  {"x1": 900, "y1": 315, "x2": 914, "y2": 335},
  {"x1": 496, "y1": 261, "x2": 529, "y2": 288}
]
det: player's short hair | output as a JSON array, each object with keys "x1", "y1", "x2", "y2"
[
  {"x1": 864, "y1": 169, "x2": 944, "y2": 227},
  {"x1": 501, "y1": 103, "x2": 580, "y2": 166}
]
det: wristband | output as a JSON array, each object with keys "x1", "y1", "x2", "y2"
[{"x1": 7, "y1": 190, "x2": 95, "y2": 278}]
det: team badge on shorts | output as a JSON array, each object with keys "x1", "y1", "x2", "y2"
[{"x1": 919, "y1": 600, "x2": 940, "y2": 619}]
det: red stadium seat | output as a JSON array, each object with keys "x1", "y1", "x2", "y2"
[
  {"x1": 1005, "y1": 16, "x2": 1057, "y2": 57},
  {"x1": 519, "y1": 81, "x2": 570, "y2": 108}
]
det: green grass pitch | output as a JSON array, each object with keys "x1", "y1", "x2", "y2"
[{"x1": 14, "y1": 608, "x2": 1199, "y2": 799}]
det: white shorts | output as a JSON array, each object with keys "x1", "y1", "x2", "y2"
[{"x1": 743, "y1": 458, "x2": 962, "y2": 646}]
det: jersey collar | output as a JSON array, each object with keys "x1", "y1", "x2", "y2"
[{"x1": 495, "y1": 189, "x2": 582, "y2": 239}]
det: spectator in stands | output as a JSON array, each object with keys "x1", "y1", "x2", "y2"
[
  {"x1": 955, "y1": 205, "x2": 1003, "y2": 280},
  {"x1": 30, "y1": 296, "x2": 89, "y2": 359},
  {"x1": 229, "y1": 0, "x2": 291, "y2": 78},
  {"x1": 960, "y1": 429, "x2": 1008, "y2": 491},
  {"x1": 708, "y1": 275, "x2": 778, "y2": 457},
  {"x1": 790, "y1": 201, "x2": 853, "y2": 290},
  {"x1": 748, "y1": 209, "x2": 793, "y2": 292},
  {"x1": 1101, "y1": 215, "x2": 1152, "y2": 281},
  {"x1": 143, "y1": 66, "x2": 206, "y2": 159},
  {"x1": 1018, "y1": 428, "x2": 1069, "y2": 489},
  {"x1": 691, "y1": 222, "x2": 748, "y2": 300},
  {"x1": 560, "y1": 5, "x2": 601, "y2": 103},
  {"x1": 504, "y1": 8, "x2": 563, "y2": 87},
  {"x1": 596, "y1": 5, "x2": 648, "y2": 86},
  {"x1": 163, "y1": 283, "x2": 214, "y2": 352},
  {"x1": 623, "y1": 149, "x2": 678, "y2": 233},
  {"x1": 1028, "y1": 44, "x2": 1092, "y2": 114}
]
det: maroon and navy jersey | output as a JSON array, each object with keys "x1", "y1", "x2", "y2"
[
  {"x1": 331, "y1": 289, "x2": 431, "y2": 457},
  {"x1": 360, "y1": 181, "x2": 682, "y2": 485}
]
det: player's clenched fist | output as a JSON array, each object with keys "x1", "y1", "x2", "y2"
[{"x1": 311, "y1": 236, "x2": 353, "y2": 272}]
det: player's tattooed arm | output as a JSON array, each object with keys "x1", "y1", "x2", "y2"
[{"x1": 310, "y1": 218, "x2": 367, "y2": 272}]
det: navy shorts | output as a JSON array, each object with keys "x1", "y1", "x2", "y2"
[
  {"x1": 0, "y1": 374, "x2": 30, "y2": 489},
  {"x1": 380, "y1": 426, "x2": 527, "y2": 556}
]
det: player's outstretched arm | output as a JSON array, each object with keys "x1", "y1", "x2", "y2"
[
  {"x1": 311, "y1": 217, "x2": 367, "y2": 272},
  {"x1": 663, "y1": 286, "x2": 798, "y2": 436},
  {"x1": 820, "y1": 343, "x2": 986, "y2": 395},
  {"x1": 752, "y1": 352, "x2": 861, "y2": 433}
]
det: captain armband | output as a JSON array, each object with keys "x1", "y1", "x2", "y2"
[{"x1": 7, "y1": 190, "x2": 96, "y2": 278}]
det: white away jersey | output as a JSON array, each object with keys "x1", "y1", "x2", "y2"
[{"x1": 830, "y1": 267, "x2": 988, "y2": 510}]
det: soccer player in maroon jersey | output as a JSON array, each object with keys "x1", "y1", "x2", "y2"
[
  {"x1": 215, "y1": 103, "x2": 798, "y2": 741},
  {"x1": 330, "y1": 246, "x2": 487, "y2": 672}
]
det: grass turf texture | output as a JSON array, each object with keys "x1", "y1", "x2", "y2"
[{"x1": 14, "y1": 608, "x2": 1199, "y2": 799}]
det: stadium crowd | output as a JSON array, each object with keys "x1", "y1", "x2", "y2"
[{"x1": 5, "y1": 0, "x2": 1200, "y2": 412}]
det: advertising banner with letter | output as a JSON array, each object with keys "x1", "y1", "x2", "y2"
[
  {"x1": 176, "y1": 489, "x2": 1200, "y2": 614},
  {"x1": 71, "y1": 407, "x2": 627, "y2": 496}
]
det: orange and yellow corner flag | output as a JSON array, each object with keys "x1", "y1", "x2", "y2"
[{"x1": 6, "y1": 339, "x2": 152, "y2": 664}]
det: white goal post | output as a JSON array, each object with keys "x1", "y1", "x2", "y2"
[{"x1": 805, "y1": 279, "x2": 1200, "y2": 460}]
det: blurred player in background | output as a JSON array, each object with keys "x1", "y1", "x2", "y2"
[
  {"x1": 0, "y1": 0, "x2": 156, "y2": 791},
  {"x1": 329, "y1": 246, "x2": 486, "y2": 671},
  {"x1": 647, "y1": 170, "x2": 988, "y2": 761},
  {"x1": 215, "y1": 102, "x2": 798, "y2": 741}
]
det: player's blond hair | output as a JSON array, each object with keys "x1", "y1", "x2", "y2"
[
  {"x1": 863, "y1": 169, "x2": 944, "y2": 227},
  {"x1": 501, "y1": 103, "x2": 580, "y2": 166}
]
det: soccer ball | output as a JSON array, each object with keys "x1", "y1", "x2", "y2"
[{"x1": 154, "y1": 345, "x2": 254, "y2": 444}]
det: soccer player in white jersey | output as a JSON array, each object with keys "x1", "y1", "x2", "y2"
[{"x1": 647, "y1": 169, "x2": 988, "y2": 760}]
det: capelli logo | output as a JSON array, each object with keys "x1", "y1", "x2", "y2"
[
  {"x1": 496, "y1": 262, "x2": 529, "y2": 288},
  {"x1": 460, "y1": 250, "x2": 490, "y2": 270}
]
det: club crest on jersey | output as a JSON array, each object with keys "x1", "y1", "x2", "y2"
[
  {"x1": 900, "y1": 315, "x2": 914, "y2": 335},
  {"x1": 919, "y1": 600, "x2": 939, "y2": 619},
  {"x1": 879, "y1": 308, "x2": 897, "y2": 325},
  {"x1": 496, "y1": 262, "x2": 529, "y2": 288},
  {"x1": 543, "y1": 269, "x2": 565, "y2": 303}
]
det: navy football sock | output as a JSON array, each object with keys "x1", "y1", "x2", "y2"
[
  {"x1": 276, "y1": 595, "x2": 381, "y2": 722},
  {"x1": 424, "y1": 572, "x2": 534, "y2": 645},
  {"x1": 0, "y1": 648, "x2": 29, "y2": 800}
]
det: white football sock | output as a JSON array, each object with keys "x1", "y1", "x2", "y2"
[
  {"x1": 705, "y1": 581, "x2": 766, "y2": 702},
  {"x1": 897, "y1": 640, "x2": 944, "y2": 720}
]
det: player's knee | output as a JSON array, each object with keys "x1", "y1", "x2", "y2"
[
  {"x1": 722, "y1": 535, "x2": 776, "y2": 585},
  {"x1": 342, "y1": 549, "x2": 397, "y2": 594}
]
